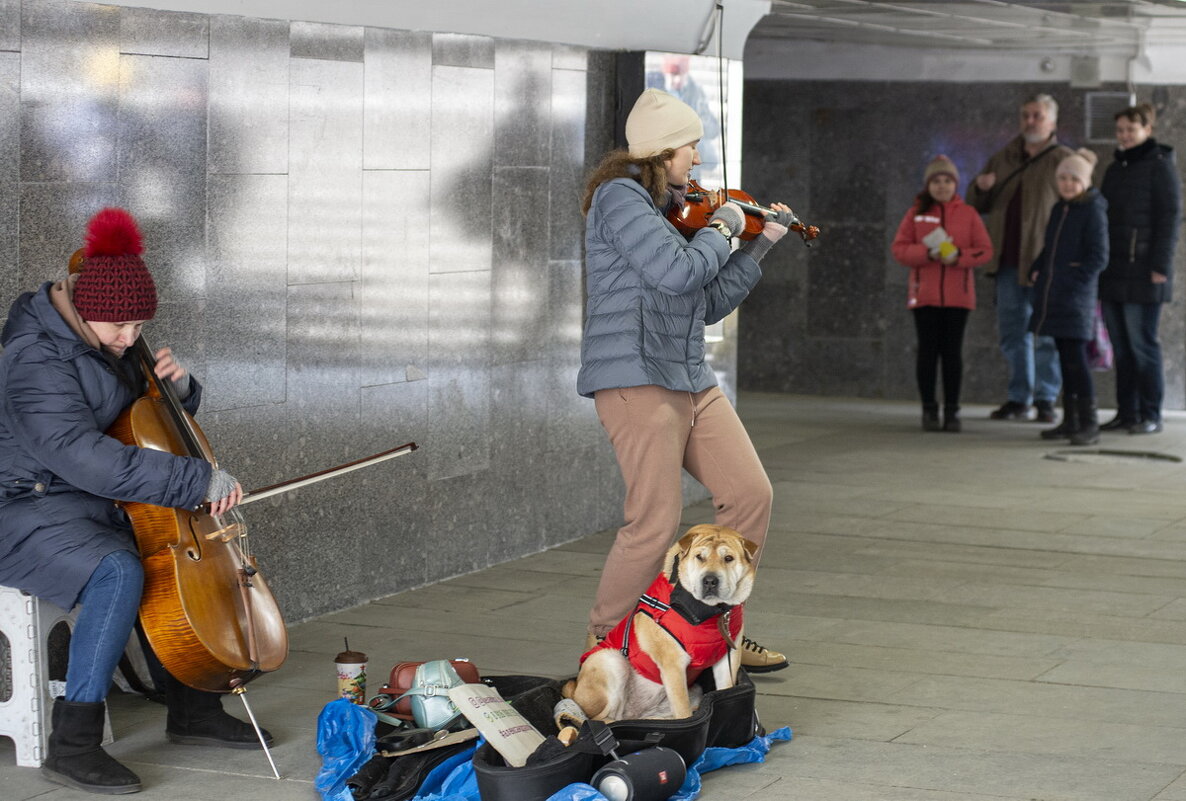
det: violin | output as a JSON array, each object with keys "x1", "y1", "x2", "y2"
[{"x1": 668, "y1": 179, "x2": 820, "y2": 246}]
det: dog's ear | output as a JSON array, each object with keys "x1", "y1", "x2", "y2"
[
  {"x1": 676, "y1": 524, "x2": 713, "y2": 553},
  {"x1": 664, "y1": 527, "x2": 705, "y2": 580},
  {"x1": 740, "y1": 537, "x2": 760, "y2": 561}
]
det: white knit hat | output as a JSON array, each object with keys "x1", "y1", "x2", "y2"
[
  {"x1": 1056, "y1": 147, "x2": 1098, "y2": 186},
  {"x1": 625, "y1": 89, "x2": 704, "y2": 159}
]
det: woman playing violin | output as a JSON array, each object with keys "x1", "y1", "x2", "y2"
[
  {"x1": 577, "y1": 88, "x2": 795, "y2": 672},
  {"x1": 0, "y1": 208, "x2": 267, "y2": 795}
]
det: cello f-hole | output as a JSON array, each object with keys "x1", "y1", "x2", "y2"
[{"x1": 185, "y1": 517, "x2": 204, "y2": 562}]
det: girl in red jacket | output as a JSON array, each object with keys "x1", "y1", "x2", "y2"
[{"x1": 892, "y1": 156, "x2": 994, "y2": 431}]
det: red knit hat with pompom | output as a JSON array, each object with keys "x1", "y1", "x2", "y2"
[{"x1": 73, "y1": 208, "x2": 157, "y2": 322}]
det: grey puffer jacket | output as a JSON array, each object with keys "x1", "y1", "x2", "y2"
[
  {"x1": 577, "y1": 178, "x2": 762, "y2": 398},
  {"x1": 0, "y1": 282, "x2": 210, "y2": 608}
]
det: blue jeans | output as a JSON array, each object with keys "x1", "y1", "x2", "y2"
[
  {"x1": 65, "y1": 550, "x2": 143, "y2": 703},
  {"x1": 996, "y1": 265, "x2": 1061, "y2": 404},
  {"x1": 1102, "y1": 301, "x2": 1163, "y2": 422}
]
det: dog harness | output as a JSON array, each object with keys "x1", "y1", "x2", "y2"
[{"x1": 582, "y1": 573, "x2": 744, "y2": 685}]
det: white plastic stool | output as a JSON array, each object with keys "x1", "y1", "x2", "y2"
[{"x1": 0, "y1": 585, "x2": 112, "y2": 767}]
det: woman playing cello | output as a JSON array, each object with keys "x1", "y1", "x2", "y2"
[{"x1": 0, "y1": 208, "x2": 270, "y2": 794}]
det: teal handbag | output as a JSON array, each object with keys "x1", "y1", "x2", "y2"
[{"x1": 394, "y1": 659, "x2": 468, "y2": 730}]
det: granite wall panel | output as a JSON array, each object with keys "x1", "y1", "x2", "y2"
[
  {"x1": 119, "y1": 7, "x2": 208, "y2": 59},
  {"x1": 427, "y1": 268, "x2": 491, "y2": 481},
  {"x1": 429, "y1": 64, "x2": 493, "y2": 274},
  {"x1": 0, "y1": 0, "x2": 18, "y2": 52},
  {"x1": 491, "y1": 166, "x2": 550, "y2": 366},
  {"x1": 490, "y1": 361, "x2": 549, "y2": 556},
  {"x1": 207, "y1": 15, "x2": 289, "y2": 175},
  {"x1": 740, "y1": 79, "x2": 1186, "y2": 410},
  {"x1": 116, "y1": 54, "x2": 208, "y2": 304},
  {"x1": 432, "y1": 33, "x2": 494, "y2": 70},
  {"x1": 361, "y1": 169, "x2": 431, "y2": 387},
  {"x1": 20, "y1": 0, "x2": 119, "y2": 184},
  {"x1": 363, "y1": 28, "x2": 431, "y2": 171},
  {"x1": 284, "y1": 281, "x2": 364, "y2": 468},
  {"x1": 288, "y1": 57, "x2": 363, "y2": 286},
  {"x1": 495, "y1": 40, "x2": 552, "y2": 168},
  {"x1": 0, "y1": 52, "x2": 17, "y2": 309},
  {"x1": 19, "y1": 182, "x2": 120, "y2": 286},
  {"x1": 290, "y1": 21, "x2": 363, "y2": 62},
  {"x1": 549, "y1": 64, "x2": 587, "y2": 263},
  {"x1": 205, "y1": 173, "x2": 288, "y2": 410}
]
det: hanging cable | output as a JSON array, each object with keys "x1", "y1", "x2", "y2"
[{"x1": 714, "y1": 2, "x2": 729, "y2": 194}]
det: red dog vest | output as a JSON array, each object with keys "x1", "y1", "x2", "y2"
[{"x1": 581, "y1": 573, "x2": 744, "y2": 685}]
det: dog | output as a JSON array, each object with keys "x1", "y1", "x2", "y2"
[{"x1": 564, "y1": 524, "x2": 758, "y2": 721}]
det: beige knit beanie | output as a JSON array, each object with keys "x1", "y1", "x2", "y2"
[
  {"x1": 625, "y1": 89, "x2": 704, "y2": 159},
  {"x1": 1056, "y1": 148, "x2": 1098, "y2": 186},
  {"x1": 923, "y1": 155, "x2": 959, "y2": 186}
]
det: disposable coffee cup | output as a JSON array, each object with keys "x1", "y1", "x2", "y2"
[{"x1": 335, "y1": 643, "x2": 368, "y2": 704}]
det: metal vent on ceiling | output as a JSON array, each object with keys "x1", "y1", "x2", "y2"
[{"x1": 1085, "y1": 91, "x2": 1137, "y2": 144}]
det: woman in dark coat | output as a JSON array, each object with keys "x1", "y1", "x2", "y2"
[
  {"x1": 1098, "y1": 103, "x2": 1182, "y2": 434},
  {"x1": 0, "y1": 209, "x2": 260, "y2": 795},
  {"x1": 1030, "y1": 149, "x2": 1110, "y2": 445}
]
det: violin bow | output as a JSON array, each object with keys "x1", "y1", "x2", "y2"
[{"x1": 234, "y1": 443, "x2": 418, "y2": 507}]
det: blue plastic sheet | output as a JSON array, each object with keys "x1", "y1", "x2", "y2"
[
  {"x1": 315, "y1": 698, "x2": 378, "y2": 801},
  {"x1": 410, "y1": 738, "x2": 482, "y2": 801}
]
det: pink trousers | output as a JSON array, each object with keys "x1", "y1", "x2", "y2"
[{"x1": 588, "y1": 385, "x2": 773, "y2": 635}]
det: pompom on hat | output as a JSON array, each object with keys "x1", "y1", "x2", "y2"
[
  {"x1": 73, "y1": 208, "x2": 157, "y2": 322},
  {"x1": 1056, "y1": 147, "x2": 1099, "y2": 187},
  {"x1": 625, "y1": 88, "x2": 704, "y2": 159},
  {"x1": 924, "y1": 155, "x2": 959, "y2": 186}
]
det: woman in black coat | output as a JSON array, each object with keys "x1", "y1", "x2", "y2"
[
  {"x1": 1098, "y1": 104, "x2": 1182, "y2": 434},
  {"x1": 0, "y1": 209, "x2": 261, "y2": 794},
  {"x1": 1030, "y1": 149, "x2": 1109, "y2": 445}
]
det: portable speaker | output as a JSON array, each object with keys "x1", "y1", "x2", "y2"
[{"x1": 590, "y1": 746, "x2": 686, "y2": 801}]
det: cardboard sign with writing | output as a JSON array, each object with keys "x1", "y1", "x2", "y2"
[{"x1": 448, "y1": 683, "x2": 545, "y2": 767}]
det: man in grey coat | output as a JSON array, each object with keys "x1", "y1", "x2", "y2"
[{"x1": 967, "y1": 94, "x2": 1073, "y2": 423}]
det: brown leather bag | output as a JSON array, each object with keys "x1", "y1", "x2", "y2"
[{"x1": 372, "y1": 659, "x2": 481, "y2": 720}]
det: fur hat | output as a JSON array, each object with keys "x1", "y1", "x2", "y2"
[
  {"x1": 625, "y1": 89, "x2": 704, "y2": 159},
  {"x1": 73, "y1": 208, "x2": 157, "y2": 323},
  {"x1": 924, "y1": 155, "x2": 959, "y2": 186},
  {"x1": 1056, "y1": 148, "x2": 1098, "y2": 187}
]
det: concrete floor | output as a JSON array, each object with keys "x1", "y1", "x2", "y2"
[{"x1": 6, "y1": 392, "x2": 1186, "y2": 800}]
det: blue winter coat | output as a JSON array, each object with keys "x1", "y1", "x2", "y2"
[
  {"x1": 1030, "y1": 189, "x2": 1110, "y2": 341},
  {"x1": 577, "y1": 178, "x2": 762, "y2": 397},
  {"x1": 0, "y1": 282, "x2": 211, "y2": 608}
]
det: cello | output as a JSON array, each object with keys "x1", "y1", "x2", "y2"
[{"x1": 105, "y1": 336, "x2": 289, "y2": 694}]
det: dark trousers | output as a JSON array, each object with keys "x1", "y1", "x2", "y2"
[
  {"x1": 912, "y1": 306, "x2": 970, "y2": 407},
  {"x1": 1102, "y1": 301, "x2": 1163, "y2": 422},
  {"x1": 1055, "y1": 337, "x2": 1093, "y2": 400}
]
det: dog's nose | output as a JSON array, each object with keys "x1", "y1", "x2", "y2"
[{"x1": 702, "y1": 574, "x2": 720, "y2": 595}]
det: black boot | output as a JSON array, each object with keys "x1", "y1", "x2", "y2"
[
  {"x1": 163, "y1": 674, "x2": 273, "y2": 749},
  {"x1": 1070, "y1": 396, "x2": 1100, "y2": 446},
  {"x1": 41, "y1": 698, "x2": 142, "y2": 794},
  {"x1": 921, "y1": 403, "x2": 941, "y2": 431},
  {"x1": 1041, "y1": 394, "x2": 1078, "y2": 440},
  {"x1": 942, "y1": 405, "x2": 961, "y2": 432}
]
